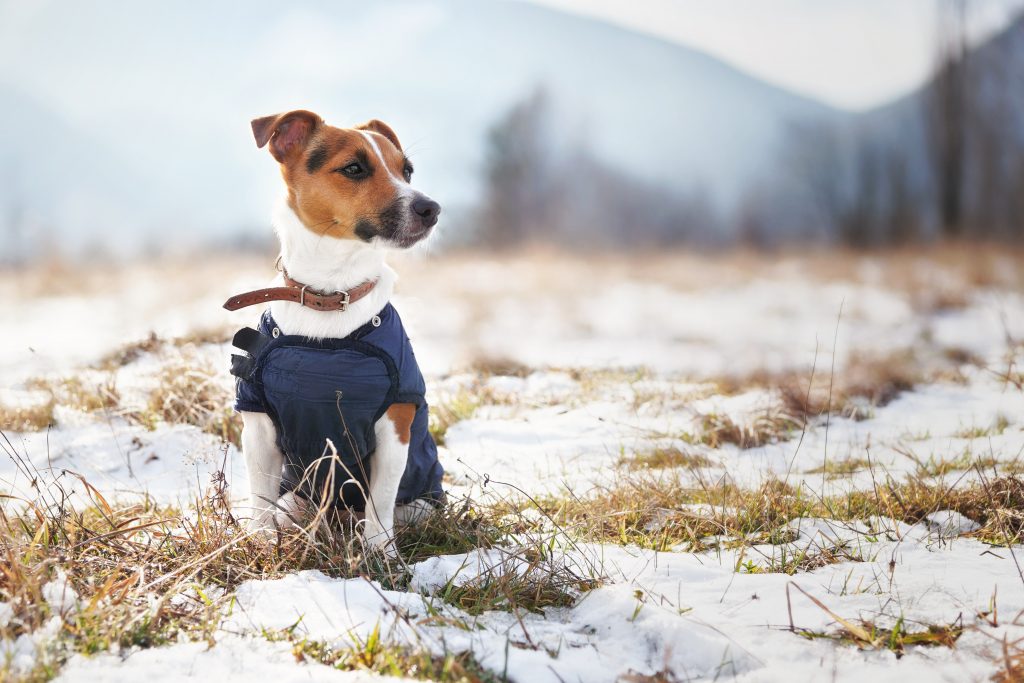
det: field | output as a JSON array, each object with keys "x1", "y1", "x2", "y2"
[{"x1": 2, "y1": 246, "x2": 1024, "y2": 682}]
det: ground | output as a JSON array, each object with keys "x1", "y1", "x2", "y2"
[{"x1": 2, "y1": 246, "x2": 1024, "y2": 682}]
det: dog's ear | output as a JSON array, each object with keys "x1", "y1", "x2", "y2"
[
  {"x1": 251, "y1": 110, "x2": 322, "y2": 163},
  {"x1": 356, "y1": 119, "x2": 402, "y2": 152}
]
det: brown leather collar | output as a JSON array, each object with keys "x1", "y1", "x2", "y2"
[{"x1": 223, "y1": 268, "x2": 377, "y2": 312}]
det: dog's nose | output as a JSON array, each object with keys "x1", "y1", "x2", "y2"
[{"x1": 412, "y1": 197, "x2": 441, "y2": 228}]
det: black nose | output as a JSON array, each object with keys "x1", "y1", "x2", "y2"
[{"x1": 412, "y1": 197, "x2": 441, "y2": 228}]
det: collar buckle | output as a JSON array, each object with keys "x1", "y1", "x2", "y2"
[{"x1": 338, "y1": 290, "x2": 350, "y2": 312}]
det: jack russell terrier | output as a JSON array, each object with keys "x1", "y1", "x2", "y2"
[{"x1": 224, "y1": 110, "x2": 444, "y2": 555}]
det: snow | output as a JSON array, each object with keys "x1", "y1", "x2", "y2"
[
  {"x1": 408, "y1": 549, "x2": 530, "y2": 593},
  {"x1": 209, "y1": 532, "x2": 1024, "y2": 683},
  {"x1": 0, "y1": 261, "x2": 260, "y2": 386},
  {"x1": 3, "y1": 253, "x2": 1024, "y2": 681},
  {"x1": 0, "y1": 419, "x2": 248, "y2": 512},
  {"x1": 41, "y1": 570, "x2": 79, "y2": 619},
  {"x1": 924, "y1": 510, "x2": 983, "y2": 538},
  {"x1": 56, "y1": 635, "x2": 403, "y2": 682},
  {"x1": 929, "y1": 291, "x2": 1024, "y2": 359},
  {"x1": 1, "y1": 616, "x2": 64, "y2": 678},
  {"x1": 219, "y1": 565, "x2": 758, "y2": 683},
  {"x1": 0, "y1": 603, "x2": 12, "y2": 629}
]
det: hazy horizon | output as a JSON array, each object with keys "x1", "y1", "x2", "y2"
[{"x1": 1, "y1": 0, "x2": 1022, "y2": 259}]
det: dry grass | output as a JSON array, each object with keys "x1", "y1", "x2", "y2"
[
  {"x1": 954, "y1": 415, "x2": 1012, "y2": 440},
  {"x1": 3, "y1": 247, "x2": 1023, "y2": 679},
  {"x1": 0, "y1": 375, "x2": 119, "y2": 436},
  {"x1": 434, "y1": 555, "x2": 598, "y2": 616},
  {"x1": 12, "y1": 334, "x2": 239, "y2": 446},
  {"x1": 1, "y1": 490, "x2": 237, "y2": 679},
  {"x1": 429, "y1": 388, "x2": 482, "y2": 447},
  {"x1": 6, "y1": 451, "x2": 1008, "y2": 680},
  {"x1": 25, "y1": 376, "x2": 120, "y2": 413},
  {"x1": 789, "y1": 581, "x2": 964, "y2": 659},
  {"x1": 796, "y1": 615, "x2": 963, "y2": 658},
  {"x1": 0, "y1": 443, "x2": 600, "y2": 681},
  {"x1": 918, "y1": 454, "x2": 1001, "y2": 477},
  {"x1": 806, "y1": 458, "x2": 873, "y2": 477},
  {"x1": 996, "y1": 640, "x2": 1024, "y2": 683},
  {"x1": 95, "y1": 327, "x2": 231, "y2": 370},
  {"x1": 738, "y1": 539, "x2": 867, "y2": 575},
  {"x1": 781, "y1": 351, "x2": 923, "y2": 421},
  {"x1": 686, "y1": 409, "x2": 800, "y2": 449},
  {"x1": 133, "y1": 351, "x2": 241, "y2": 447},
  {"x1": 506, "y1": 474, "x2": 809, "y2": 552},
  {"x1": 95, "y1": 331, "x2": 164, "y2": 370},
  {"x1": 466, "y1": 356, "x2": 532, "y2": 378},
  {"x1": 716, "y1": 350, "x2": 932, "y2": 425},
  {"x1": 269, "y1": 626, "x2": 504, "y2": 683},
  {"x1": 618, "y1": 447, "x2": 712, "y2": 471},
  {"x1": 508, "y1": 467, "x2": 1024, "y2": 552},
  {"x1": 0, "y1": 399, "x2": 55, "y2": 432}
]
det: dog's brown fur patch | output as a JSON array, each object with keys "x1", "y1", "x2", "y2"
[{"x1": 385, "y1": 403, "x2": 416, "y2": 445}]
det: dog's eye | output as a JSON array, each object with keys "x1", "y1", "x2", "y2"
[
  {"x1": 402, "y1": 164, "x2": 414, "y2": 183},
  {"x1": 336, "y1": 162, "x2": 366, "y2": 178}
]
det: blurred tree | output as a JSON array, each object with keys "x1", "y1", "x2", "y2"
[
  {"x1": 476, "y1": 88, "x2": 714, "y2": 249},
  {"x1": 478, "y1": 87, "x2": 556, "y2": 248},
  {"x1": 927, "y1": 0, "x2": 969, "y2": 239},
  {"x1": 884, "y1": 148, "x2": 920, "y2": 245}
]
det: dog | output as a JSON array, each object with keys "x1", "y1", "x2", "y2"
[{"x1": 224, "y1": 110, "x2": 444, "y2": 555}]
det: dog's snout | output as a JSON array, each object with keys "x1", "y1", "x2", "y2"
[{"x1": 412, "y1": 197, "x2": 441, "y2": 228}]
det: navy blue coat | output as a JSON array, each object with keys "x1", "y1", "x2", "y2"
[{"x1": 231, "y1": 304, "x2": 443, "y2": 510}]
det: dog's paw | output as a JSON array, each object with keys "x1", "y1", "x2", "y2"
[
  {"x1": 272, "y1": 492, "x2": 309, "y2": 530},
  {"x1": 362, "y1": 520, "x2": 399, "y2": 558},
  {"x1": 395, "y1": 498, "x2": 437, "y2": 527},
  {"x1": 243, "y1": 514, "x2": 278, "y2": 543}
]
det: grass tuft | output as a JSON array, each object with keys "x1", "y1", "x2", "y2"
[
  {"x1": 26, "y1": 375, "x2": 120, "y2": 413},
  {"x1": 133, "y1": 351, "x2": 241, "y2": 446},
  {"x1": 95, "y1": 328, "x2": 231, "y2": 370},
  {"x1": 511, "y1": 468, "x2": 1024, "y2": 552},
  {"x1": 429, "y1": 388, "x2": 481, "y2": 447},
  {"x1": 806, "y1": 458, "x2": 873, "y2": 477},
  {"x1": 797, "y1": 617, "x2": 962, "y2": 658},
  {"x1": 0, "y1": 398, "x2": 55, "y2": 432},
  {"x1": 618, "y1": 447, "x2": 712, "y2": 471},
  {"x1": 719, "y1": 350, "x2": 926, "y2": 423},
  {"x1": 268, "y1": 625, "x2": 504, "y2": 682},
  {"x1": 0, "y1": 443, "x2": 602, "y2": 681},
  {"x1": 686, "y1": 409, "x2": 799, "y2": 449},
  {"x1": 739, "y1": 538, "x2": 866, "y2": 575},
  {"x1": 467, "y1": 356, "x2": 532, "y2": 378}
]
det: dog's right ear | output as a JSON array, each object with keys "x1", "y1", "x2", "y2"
[{"x1": 251, "y1": 110, "x2": 322, "y2": 163}]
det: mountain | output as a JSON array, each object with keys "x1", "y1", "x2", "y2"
[
  {"x1": 758, "y1": 13, "x2": 1024, "y2": 245},
  {"x1": 0, "y1": 0, "x2": 841, "y2": 253},
  {"x1": 0, "y1": 85, "x2": 175, "y2": 258},
  {"x1": 869, "y1": 13, "x2": 1024, "y2": 236}
]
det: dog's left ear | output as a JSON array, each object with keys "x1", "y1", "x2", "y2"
[
  {"x1": 357, "y1": 119, "x2": 403, "y2": 152},
  {"x1": 251, "y1": 110, "x2": 322, "y2": 163}
]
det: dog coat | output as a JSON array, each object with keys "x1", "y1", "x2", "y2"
[{"x1": 230, "y1": 303, "x2": 444, "y2": 510}]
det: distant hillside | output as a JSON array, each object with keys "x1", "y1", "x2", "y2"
[
  {"x1": 759, "y1": 13, "x2": 1024, "y2": 245},
  {"x1": 0, "y1": 0, "x2": 840, "y2": 254},
  {"x1": 875, "y1": 12, "x2": 1024, "y2": 237},
  {"x1": 0, "y1": 85, "x2": 174, "y2": 258}
]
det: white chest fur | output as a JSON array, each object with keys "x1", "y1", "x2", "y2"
[{"x1": 267, "y1": 201, "x2": 397, "y2": 340}]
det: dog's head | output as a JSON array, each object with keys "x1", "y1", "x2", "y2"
[{"x1": 251, "y1": 110, "x2": 439, "y2": 248}]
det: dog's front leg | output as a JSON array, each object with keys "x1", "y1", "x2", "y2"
[
  {"x1": 240, "y1": 411, "x2": 284, "y2": 532},
  {"x1": 363, "y1": 404, "x2": 414, "y2": 555}
]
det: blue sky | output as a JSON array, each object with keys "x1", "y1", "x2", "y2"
[{"x1": 526, "y1": 0, "x2": 1024, "y2": 110}]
